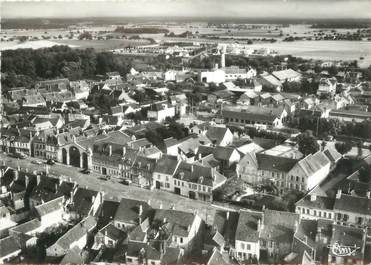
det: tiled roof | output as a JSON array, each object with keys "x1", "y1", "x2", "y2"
[
  {"x1": 154, "y1": 155, "x2": 179, "y2": 175},
  {"x1": 296, "y1": 151, "x2": 330, "y2": 177},
  {"x1": 53, "y1": 216, "x2": 97, "y2": 251},
  {"x1": 235, "y1": 210, "x2": 262, "y2": 242},
  {"x1": 296, "y1": 195, "x2": 335, "y2": 210},
  {"x1": 206, "y1": 126, "x2": 230, "y2": 146},
  {"x1": 272, "y1": 69, "x2": 301, "y2": 81},
  {"x1": 0, "y1": 236, "x2": 21, "y2": 258},
  {"x1": 153, "y1": 209, "x2": 196, "y2": 237},
  {"x1": 114, "y1": 198, "x2": 152, "y2": 225},
  {"x1": 260, "y1": 209, "x2": 299, "y2": 243},
  {"x1": 35, "y1": 196, "x2": 64, "y2": 217},
  {"x1": 256, "y1": 153, "x2": 298, "y2": 172},
  {"x1": 333, "y1": 194, "x2": 371, "y2": 215}
]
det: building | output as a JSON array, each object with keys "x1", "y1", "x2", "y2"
[
  {"x1": 205, "y1": 126, "x2": 233, "y2": 147},
  {"x1": 222, "y1": 105, "x2": 288, "y2": 129},
  {"x1": 152, "y1": 155, "x2": 180, "y2": 191},
  {"x1": 172, "y1": 162, "x2": 226, "y2": 202},
  {"x1": 147, "y1": 103, "x2": 176, "y2": 122},
  {"x1": 317, "y1": 78, "x2": 337, "y2": 97},
  {"x1": 272, "y1": 69, "x2": 302, "y2": 83},
  {"x1": 235, "y1": 210, "x2": 263, "y2": 261},
  {"x1": 46, "y1": 216, "x2": 97, "y2": 257}
]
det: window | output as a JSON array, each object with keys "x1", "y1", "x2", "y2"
[
  {"x1": 323, "y1": 212, "x2": 327, "y2": 218},
  {"x1": 328, "y1": 213, "x2": 332, "y2": 219},
  {"x1": 165, "y1": 183, "x2": 170, "y2": 188},
  {"x1": 241, "y1": 242, "x2": 245, "y2": 249},
  {"x1": 246, "y1": 243, "x2": 251, "y2": 250},
  {"x1": 174, "y1": 180, "x2": 176, "y2": 185},
  {"x1": 302, "y1": 208, "x2": 305, "y2": 214},
  {"x1": 306, "y1": 209, "x2": 310, "y2": 214},
  {"x1": 151, "y1": 262, "x2": 155, "y2": 265},
  {"x1": 180, "y1": 237, "x2": 183, "y2": 243},
  {"x1": 127, "y1": 258, "x2": 132, "y2": 263},
  {"x1": 314, "y1": 210, "x2": 317, "y2": 216}
]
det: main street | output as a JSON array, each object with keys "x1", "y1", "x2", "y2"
[{"x1": 0, "y1": 153, "x2": 238, "y2": 225}]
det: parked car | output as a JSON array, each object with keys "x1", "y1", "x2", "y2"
[
  {"x1": 99, "y1": 175, "x2": 110, "y2": 181},
  {"x1": 121, "y1": 179, "x2": 132, "y2": 185},
  {"x1": 46, "y1": 159, "x2": 55, "y2": 165},
  {"x1": 31, "y1": 160, "x2": 43, "y2": 165},
  {"x1": 81, "y1": 169, "x2": 90, "y2": 174}
]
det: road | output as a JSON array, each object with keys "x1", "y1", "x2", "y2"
[{"x1": 0, "y1": 153, "x2": 237, "y2": 225}]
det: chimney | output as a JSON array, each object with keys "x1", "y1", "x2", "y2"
[
  {"x1": 123, "y1": 146, "x2": 126, "y2": 155},
  {"x1": 366, "y1": 191, "x2": 370, "y2": 199},
  {"x1": 187, "y1": 225, "x2": 191, "y2": 232},
  {"x1": 226, "y1": 211, "x2": 230, "y2": 220},
  {"x1": 163, "y1": 217, "x2": 167, "y2": 224},
  {"x1": 191, "y1": 165, "x2": 194, "y2": 173},
  {"x1": 13, "y1": 169, "x2": 19, "y2": 181},
  {"x1": 336, "y1": 189, "x2": 342, "y2": 199},
  {"x1": 159, "y1": 203, "x2": 163, "y2": 209},
  {"x1": 257, "y1": 218, "x2": 262, "y2": 231},
  {"x1": 310, "y1": 194, "x2": 317, "y2": 202},
  {"x1": 147, "y1": 199, "x2": 151, "y2": 205},
  {"x1": 37, "y1": 174, "x2": 41, "y2": 185},
  {"x1": 294, "y1": 220, "x2": 299, "y2": 233},
  {"x1": 139, "y1": 204, "x2": 143, "y2": 216},
  {"x1": 108, "y1": 145, "x2": 112, "y2": 156}
]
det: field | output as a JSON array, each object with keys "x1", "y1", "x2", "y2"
[
  {"x1": 0, "y1": 39, "x2": 150, "y2": 51},
  {"x1": 247, "y1": 40, "x2": 371, "y2": 68}
]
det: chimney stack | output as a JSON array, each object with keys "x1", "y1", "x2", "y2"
[
  {"x1": 336, "y1": 189, "x2": 342, "y2": 199},
  {"x1": 139, "y1": 204, "x2": 143, "y2": 216},
  {"x1": 366, "y1": 191, "x2": 370, "y2": 199},
  {"x1": 310, "y1": 194, "x2": 317, "y2": 202},
  {"x1": 109, "y1": 145, "x2": 112, "y2": 156},
  {"x1": 13, "y1": 169, "x2": 19, "y2": 181}
]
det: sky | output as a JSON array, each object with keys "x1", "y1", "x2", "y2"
[{"x1": 2, "y1": 0, "x2": 371, "y2": 19}]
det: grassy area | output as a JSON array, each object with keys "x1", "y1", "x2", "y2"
[{"x1": 54, "y1": 39, "x2": 150, "y2": 51}]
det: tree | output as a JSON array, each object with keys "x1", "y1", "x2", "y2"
[
  {"x1": 335, "y1": 141, "x2": 352, "y2": 155},
  {"x1": 358, "y1": 166, "x2": 371, "y2": 183},
  {"x1": 297, "y1": 132, "x2": 320, "y2": 156}
]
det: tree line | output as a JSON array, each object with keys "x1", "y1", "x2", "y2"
[{"x1": 1, "y1": 46, "x2": 133, "y2": 92}]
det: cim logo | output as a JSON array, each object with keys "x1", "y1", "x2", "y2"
[{"x1": 328, "y1": 241, "x2": 360, "y2": 257}]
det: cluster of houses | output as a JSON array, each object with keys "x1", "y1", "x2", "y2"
[
  {"x1": 0, "y1": 157, "x2": 369, "y2": 264},
  {"x1": 1, "y1": 44, "x2": 371, "y2": 264}
]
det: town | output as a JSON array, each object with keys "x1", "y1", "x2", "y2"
[{"x1": 1, "y1": 8, "x2": 371, "y2": 265}]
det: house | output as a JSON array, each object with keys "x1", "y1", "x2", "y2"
[
  {"x1": 259, "y1": 209, "x2": 299, "y2": 258},
  {"x1": 34, "y1": 196, "x2": 65, "y2": 229},
  {"x1": 164, "y1": 137, "x2": 181, "y2": 157},
  {"x1": 0, "y1": 235, "x2": 22, "y2": 263},
  {"x1": 329, "y1": 109, "x2": 371, "y2": 123},
  {"x1": 288, "y1": 151, "x2": 331, "y2": 192},
  {"x1": 36, "y1": 78, "x2": 69, "y2": 92},
  {"x1": 222, "y1": 66, "x2": 256, "y2": 81},
  {"x1": 147, "y1": 103, "x2": 176, "y2": 122},
  {"x1": 93, "y1": 222, "x2": 126, "y2": 249},
  {"x1": 69, "y1": 80, "x2": 90, "y2": 100},
  {"x1": 111, "y1": 105, "x2": 136, "y2": 117},
  {"x1": 328, "y1": 225, "x2": 366, "y2": 265},
  {"x1": 332, "y1": 191, "x2": 370, "y2": 227},
  {"x1": 317, "y1": 78, "x2": 337, "y2": 97},
  {"x1": 205, "y1": 126, "x2": 233, "y2": 147},
  {"x1": 259, "y1": 74, "x2": 282, "y2": 91},
  {"x1": 237, "y1": 90, "x2": 259, "y2": 105},
  {"x1": 212, "y1": 146, "x2": 241, "y2": 169},
  {"x1": 113, "y1": 198, "x2": 152, "y2": 231},
  {"x1": 125, "y1": 241, "x2": 161, "y2": 265},
  {"x1": 272, "y1": 69, "x2": 302, "y2": 83},
  {"x1": 46, "y1": 216, "x2": 97, "y2": 257},
  {"x1": 130, "y1": 155, "x2": 157, "y2": 187},
  {"x1": 152, "y1": 155, "x2": 180, "y2": 191},
  {"x1": 68, "y1": 187, "x2": 103, "y2": 218},
  {"x1": 172, "y1": 162, "x2": 226, "y2": 202},
  {"x1": 200, "y1": 69, "x2": 226, "y2": 84},
  {"x1": 177, "y1": 135, "x2": 212, "y2": 162},
  {"x1": 234, "y1": 210, "x2": 263, "y2": 261},
  {"x1": 151, "y1": 209, "x2": 203, "y2": 254},
  {"x1": 222, "y1": 105, "x2": 288, "y2": 129},
  {"x1": 295, "y1": 193, "x2": 335, "y2": 221},
  {"x1": 22, "y1": 93, "x2": 47, "y2": 107}
]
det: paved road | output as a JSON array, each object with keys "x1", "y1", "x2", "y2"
[{"x1": 0, "y1": 153, "x2": 237, "y2": 224}]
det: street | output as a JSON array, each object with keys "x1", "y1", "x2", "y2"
[{"x1": 0, "y1": 153, "x2": 237, "y2": 224}]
